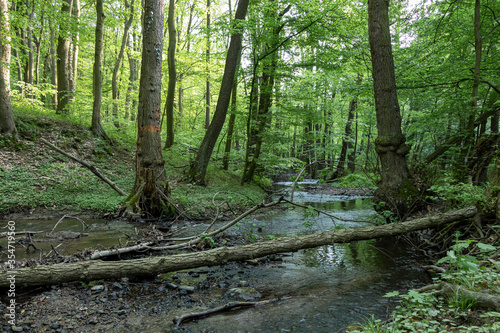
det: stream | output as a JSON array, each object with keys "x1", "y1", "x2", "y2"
[{"x1": 0, "y1": 181, "x2": 431, "y2": 332}]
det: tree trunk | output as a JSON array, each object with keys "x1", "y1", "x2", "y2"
[
  {"x1": 119, "y1": 0, "x2": 174, "y2": 219},
  {"x1": 205, "y1": 0, "x2": 211, "y2": 129},
  {"x1": 112, "y1": 0, "x2": 134, "y2": 128},
  {"x1": 56, "y1": 0, "x2": 73, "y2": 114},
  {"x1": 0, "y1": 0, "x2": 17, "y2": 137},
  {"x1": 69, "y1": 0, "x2": 80, "y2": 103},
  {"x1": 125, "y1": 29, "x2": 139, "y2": 121},
  {"x1": 0, "y1": 206, "x2": 477, "y2": 288},
  {"x1": 368, "y1": 0, "x2": 416, "y2": 218},
  {"x1": 49, "y1": 25, "x2": 57, "y2": 110},
  {"x1": 91, "y1": 0, "x2": 109, "y2": 140},
  {"x1": 332, "y1": 90, "x2": 358, "y2": 180},
  {"x1": 186, "y1": 0, "x2": 249, "y2": 184},
  {"x1": 164, "y1": 0, "x2": 176, "y2": 149},
  {"x1": 222, "y1": 65, "x2": 239, "y2": 170}
]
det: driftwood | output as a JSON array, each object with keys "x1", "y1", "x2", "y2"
[
  {"x1": 173, "y1": 298, "x2": 281, "y2": 327},
  {"x1": 39, "y1": 138, "x2": 127, "y2": 196},
  {"x1": 0, "y1": 206, "x2": 477, "y2": 288}
]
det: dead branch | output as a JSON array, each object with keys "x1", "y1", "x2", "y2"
[
  {"x1": 39, "y1": 138, "x2": 127, "y2": 196},
  {"x1": 90, "y1": 242, "x2": 154, "y2": 260},
  {"x1": 49, "y1": 215, "x2": 89, "y2": 235},
  {"x1": 173, "y1": 298, "x2": 281, "y2": 327}
]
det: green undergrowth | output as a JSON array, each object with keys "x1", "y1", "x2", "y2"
[
  {"x1": 350, "y1": 237, "x2": 500, "y2": 332},
  {"x1": 0, "y1": 104, "x2": 267, "y2": 217}
]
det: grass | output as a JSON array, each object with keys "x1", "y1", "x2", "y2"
[{"x1": 0, "y1": 103, "x2": 267, "y2": 217}]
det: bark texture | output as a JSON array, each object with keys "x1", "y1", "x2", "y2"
[
  {"x1": 56, "y1": 0, "x2": 73, "y2": 114},
  {"x1": 368, "y1": 0, "x2": 416, "y2": 217},
  {"x1": 0, "y1": 0, "x2": 17, "y2": 136},
  {"x1": 120, "y1": 0, "x2": 174, "y2": 219},
  {"x1": 91, "y1": 0, "x2": 109, "y2": 140},
  {"x1": 164, "y1": 0, "x2": 176, "y2": 148},
  {"x1": 0, "y1": 206, "x2": 477, "y2": 287}
]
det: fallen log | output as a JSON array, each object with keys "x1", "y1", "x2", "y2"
[{"x1": 0, "y1": 206, "x2": 477, "y2": 288}]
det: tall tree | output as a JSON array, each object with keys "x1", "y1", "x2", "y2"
[
  {"x1": 0, "y1": 0, "x2": 17, "y2": 136},
  {"x1": 368, "y1": 0, "x2": 417, "y2": 217},
  {"x1": 69, "y1": 0, "x2": 80, "y2": 102},
  {"x1": 120, "y1": 0, "x2": 174, "y2": 219},
  {"x1": 164, "y1": 0, "x2": 176, "y2": 148},
  {"x1": 56, "y1": 0, "x2": 73, "y2": 114},
  {"x1": 91, "y1": 0, "x2": 109, "y2": 140},
  {"x1": 187, "y1": 0, "x2": 250, "y2": 184},
  {"x1": 205, "y1": 0, "x2": 211, "y2": 129}
]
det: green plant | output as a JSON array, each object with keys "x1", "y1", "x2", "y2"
[{"x1": 200, "y1": 233, "x2": 216, "y2": 247}]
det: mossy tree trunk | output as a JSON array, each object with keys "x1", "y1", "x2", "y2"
[
  {"x1": 56, "y1": 0, "x2": 73, "y2": 114},
  {"x1": 120, "y1": 0, "x2": 174, "y2": 220},
  {"x1": 368, "y1": 0, "x2": 417, "y2": 218}
]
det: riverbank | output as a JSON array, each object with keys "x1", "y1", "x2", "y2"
[{"x1": 0, "y1": 106, "x2": 268, "y2": 221}]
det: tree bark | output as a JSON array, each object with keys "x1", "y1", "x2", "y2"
[
  {"x1": 119, "y1": 0, "x2": 174, "y2": 219},
  {"x1": 0, "y1": 206, "x2": 477, "y2": 287},
  {"x1": 91, "y1": 0, "x2": 109, "y2": 140},
  {"x1": 205, "y1": 0, "x2": 211, "y2": 129},
  {"x1": 69, "y1": 0, "x2": 80, "y2": 102},
  {"x1": 0, "y1": 0, "x2": 17, "y2": 137},
  {"x1": 368, "y1": 0, "x2": 416, "y2": 217},
  {"x1": 186, "y1": 0, "x2": 249, "y2": 184},
  {"x1": 164, "y1": 0, "x2": 176, "y2": 148},
  {"x1": 56, "y1": 0, "x2": 73, "y2": 114}
]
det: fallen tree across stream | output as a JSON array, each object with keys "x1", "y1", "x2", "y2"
[{"x1": 0, "y1": 206, "x2": 478, "y2": 288}]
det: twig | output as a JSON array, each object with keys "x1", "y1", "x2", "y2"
[
  {"x1": 39, "y1": 138, "x2": 127, "y2": 196},
  {"x1": 155, "y1": 198, "x2": 284, "y2": 250},
  {"x1": 281, "y1": 198, "x2": 374, "y2": 225},
  {"x1": 290, "y1": 162, "x2": 318, "y2": 202},
  {"x1": 90, "y1": 242, "x2": 154, "y2": 260},
  {"x1": 49, "y1": 215, "x2": 89, "y2": 235},
  {"x1": 173, "y1": 298, "x2": 282, "y2": 327}
]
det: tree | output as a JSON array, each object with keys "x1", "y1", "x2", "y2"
[
  {"x1": 164, "y1": 0, "x2": 176, "y2": 149},
  {"x1": 91, "y1": 0, "x2": 109, "y2": 140},
  {"x1": 56, "y1": 0, "x2": 73, "y2": 114},
  {"x1": 120, "y1": 0, "x2": 174, "y2": 219},
  {"x1": 186, "y1": 0, "x2": 249, "y2": 184},
  {"x1": 368, "y1": 0, "x2": 417, "y2": 217},
  {"x1": 0, "y1": 0, "x2": 17, "y2": 137}
]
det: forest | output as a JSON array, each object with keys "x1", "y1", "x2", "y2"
[{"x1": 1, "y1": 0, "x2": 500, "y2": 331}]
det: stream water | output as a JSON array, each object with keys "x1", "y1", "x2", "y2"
[
  {"x1": 0, "y1": 181, "x2": 431, "y2": 332},
  {"x1": 177, "y1": 181, "x2": 431, "y2": 332}
]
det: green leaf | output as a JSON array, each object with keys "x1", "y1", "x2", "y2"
[{"x1": 384, "y1": 291, "x2": 400, "y2": 297}]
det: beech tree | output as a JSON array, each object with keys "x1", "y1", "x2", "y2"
[
  {"x1": 120, "y1": 0, "x2": 174, "y2": 219},
  {"x1": 56, "y1": 0, "x2": 73, "y2": 114},
  {"x1": 91, "y1": 0, "x2": 109, "y2": 140},
  {"x1": 0, "y1": 0, "x2": 17, "y2": 137}
]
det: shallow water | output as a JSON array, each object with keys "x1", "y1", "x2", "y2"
[
  {"x1": 180, "y1": 182, "x2": 430, "y2": 332},
  {"x1": 0, "y1": 218, "x2": 136, "y2": 261}
]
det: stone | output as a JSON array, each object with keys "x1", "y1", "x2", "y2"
[{"x1": 224, "y1": 287, "x2": 262, "y2": 302}]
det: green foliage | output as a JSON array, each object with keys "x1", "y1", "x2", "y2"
[
  {"x1": 427, "y1": 177, "x2": 486, "y2": 208},
  {"x1": 331, "y1": 173, "x2": 377, "y2": 189},
  {"x1": 200, "y1": 233, "x2": 216, "y2": 247},
  {"x1": 354, "y1": 241, "x2": 500, "y2": 332}
]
